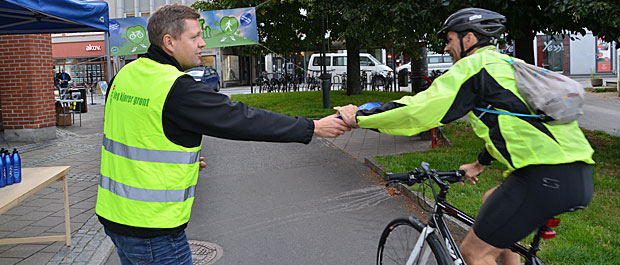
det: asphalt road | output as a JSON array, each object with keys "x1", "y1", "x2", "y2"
[
  {"x1": 186, "y1": 137, "x2": 416, "y2": 264},
  {"x1": 579, "y1": 91, "x2": 620, "y2": 136}
]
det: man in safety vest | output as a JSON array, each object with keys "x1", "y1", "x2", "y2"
[
  {"x1": 96, "y1": 4, "x2": 349, "y2": 264},
  {"x1": 336, "y1": 8, "x2": 594, "y2": 265}
]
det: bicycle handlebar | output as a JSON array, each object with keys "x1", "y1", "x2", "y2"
[{"x1": 386, "y1": 162, "x2": 465, "y2": 185}]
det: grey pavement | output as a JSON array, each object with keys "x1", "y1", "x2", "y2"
[{"x1": 0, "y1": 75, "x2": 616, "y2": 264}]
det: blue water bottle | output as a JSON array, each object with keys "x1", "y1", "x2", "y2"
[
  {"x1": 4, "y1": 151, "x2": 12, "y2": 186},
  {"x1": 0, "y1": 153, "x2": 5, "y2": 188},
  {"x1": 12, "y1": 149, "x2": 21, "y2": 183}
]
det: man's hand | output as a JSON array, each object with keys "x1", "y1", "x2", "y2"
[
  {"x1": 199, "y1": 157, "x2": 207, "y2": 171},
  {"x1": 313, "y1": 114, "x2": 351, "y2": 138},
  {"x1": 333, "y1": 104, "x2": 360, "y2": 128},
  {"x1": 458, "y1": 160, "x2": 485, "y2": 186}
]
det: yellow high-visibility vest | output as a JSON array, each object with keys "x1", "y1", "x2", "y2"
[{"x1": 96, "y1": 57, "x2": 201, "y2": 228}]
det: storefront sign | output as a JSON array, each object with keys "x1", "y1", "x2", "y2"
[
  {"x1": 108, "y1": 7, "x2": 258, "y2": 56},
  {"x1": 86, "y1": 44, "x2": 101, "y2": 51}
]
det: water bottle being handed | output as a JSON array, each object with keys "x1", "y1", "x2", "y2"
[{"x1": 12, "y1": 149, "x2": 21, "y2": 183}]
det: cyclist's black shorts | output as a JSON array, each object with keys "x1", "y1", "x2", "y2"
[{"x1": 472, "y1": 161, "x2": 593, "y2": 249}]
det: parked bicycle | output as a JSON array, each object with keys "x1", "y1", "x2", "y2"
[
  {"x1": 377, "y1": 161, "x2": 569, "y2": 265},
  {"x1": 333, "y1": 72, "x2": 348, "y2": 90}
]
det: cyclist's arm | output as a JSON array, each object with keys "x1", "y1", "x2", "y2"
[
  {"x1": 477, "y1": 148, "x2": 495, "y2": 166},
  {"x1": 356, "y1": 62, "x2": 482, "y2": 136}
]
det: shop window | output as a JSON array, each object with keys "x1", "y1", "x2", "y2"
[{"x1": 537, "y1": 35, "x2": 567, "y2": 72}]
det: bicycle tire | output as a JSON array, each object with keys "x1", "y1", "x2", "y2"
[{"x1": 377, "y1": 217, "x2": 451, "y2": 265}]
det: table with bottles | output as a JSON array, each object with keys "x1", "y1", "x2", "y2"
[{"x1": 0, "y1": 166, "x2": 72, "y2": 246}]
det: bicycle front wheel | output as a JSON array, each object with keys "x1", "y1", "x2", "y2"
[{"x1": 377, "y1": 217, "x2": 450, "y2": 265}]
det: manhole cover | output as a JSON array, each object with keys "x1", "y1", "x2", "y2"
[{"x1": 189, "y1": 240, "x2": 223, "y2": 265}]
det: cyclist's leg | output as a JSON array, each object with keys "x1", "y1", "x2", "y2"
[
  {"x1": 476, "y1": 185, "x2": 520, "y2": 265},
  {"x1": 463, "y1": 162, "x2": 593, "y2": 264},
  {"x1": 460, "y1": 230, "x2": 505, "y2": 265}
]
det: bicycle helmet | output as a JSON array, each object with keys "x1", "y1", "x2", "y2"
[
  {"x1": 438, "y1": 8, "x2": 506, "y2": 59},
  {"x1": 438, "y1": 8, "x2": 506, "y2": 39}
]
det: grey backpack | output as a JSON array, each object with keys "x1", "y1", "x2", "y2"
[{"x1": 481, "y1": 58, "x2": 585, "y2": 125}]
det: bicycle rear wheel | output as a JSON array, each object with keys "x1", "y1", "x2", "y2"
[{"x1": 377, "y1": 217, "x2": 450, "y2": 265}]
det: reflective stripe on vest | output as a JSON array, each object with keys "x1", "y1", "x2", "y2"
[
  {"x1": 99, "y1": 174, "x2": 195, "y2": 202},
  {"x1": 102, "y1": 135, "x2": 200, "y2": 164}
]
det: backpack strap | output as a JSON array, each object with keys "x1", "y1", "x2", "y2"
[{"x1": 474, "y1": 107, "x2": 544, "y2": 119}]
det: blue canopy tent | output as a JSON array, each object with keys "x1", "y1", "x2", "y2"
[
  {"x1": 0, "y1": 0, "x2": 112, "y2": 86},
  {"x1": 0, "y1": 0, "x2": 108, "y2": 34}
]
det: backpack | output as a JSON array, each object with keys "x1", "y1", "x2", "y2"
[{"x1": 477, "y1": 58, "x2": 585, "y2": 125}]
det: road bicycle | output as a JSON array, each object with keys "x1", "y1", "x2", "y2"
[{"x1": 377, "y1": 161, "x2": 570, "y2": 265}]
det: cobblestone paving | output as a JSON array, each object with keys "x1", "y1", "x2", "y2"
[{"x1": 0, "y1": 97, "x2": 112, "y2": 265}]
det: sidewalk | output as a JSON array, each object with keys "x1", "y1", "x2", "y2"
[{"x1": 0, "y1": 95, "x2": 113, "y2": 265}]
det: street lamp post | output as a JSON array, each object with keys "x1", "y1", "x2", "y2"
[{"x1": 320, "y1": 16, "x2": 331, "y2": 109}]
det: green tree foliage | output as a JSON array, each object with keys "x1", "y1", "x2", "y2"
[{"x1": 192, "y1": 0, "x2": 620, "y2": 93}]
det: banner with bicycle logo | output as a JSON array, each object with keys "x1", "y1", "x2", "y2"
[{"x1": 108, "y1": 7, "x2": 258, "y2": 56}]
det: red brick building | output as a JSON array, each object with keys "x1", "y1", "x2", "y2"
[{"x1": 0, "y1": 34, "x2": 56, "y2": 142}]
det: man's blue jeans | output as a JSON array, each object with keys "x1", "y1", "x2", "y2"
[{"x1": 104, "y1": 228, "x2": 192, "y2": 265}]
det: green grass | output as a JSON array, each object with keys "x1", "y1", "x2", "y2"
[
  {"x1": 230, "y1": 90, "x2": 410, "y2": 118},
  {"x1": 374, "y1": 121, "x2": 620, "y2": 265}
]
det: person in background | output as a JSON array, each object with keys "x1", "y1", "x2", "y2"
[
  {"x1": 56, "y1": 67, "x2": 71, "y2": 88},
  {"x1": 96, "y1": 4, "x2": 349, "y2": 265}
]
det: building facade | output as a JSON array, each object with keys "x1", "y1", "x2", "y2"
[{"x1": 534, "y1": 31, "x2": 617, "y2": 75}]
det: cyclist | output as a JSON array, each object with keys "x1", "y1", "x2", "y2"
[{"x1": 336, "y1": 8, "x2": 594, "y2": 265}]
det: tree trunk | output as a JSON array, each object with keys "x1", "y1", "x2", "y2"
[
  {"x1": 346, "y1": 37, "x2": 361, "y2": 95},
  {"x1": 514, "y1": 37, "x2": 535, "y2": 64}
]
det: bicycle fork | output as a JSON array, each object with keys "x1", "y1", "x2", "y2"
[{"x1": 406, "y1": 225, "x2": 435, "y2": 265}]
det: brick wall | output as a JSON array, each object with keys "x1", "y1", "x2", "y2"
[{"x1": 0, "y1": 34, "x2": 56, "y2": 130}]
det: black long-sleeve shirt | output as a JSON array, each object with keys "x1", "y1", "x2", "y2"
[{"x1": 99, "y1": 45, "x2": 314, "y2": 237}]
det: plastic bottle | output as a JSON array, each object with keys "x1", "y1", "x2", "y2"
[
  {"x1": 0, "y1": 153, "x2": 5, "y2": 188},
  {"x1": 4, "y1": 151, "x2": 12, "y2": 186},
  {"x1": 12, "y1": 149, "x2": 21, "y2": 183}
]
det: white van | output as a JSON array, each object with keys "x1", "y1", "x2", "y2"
[{"x1": 307, "y1": 52, "x2": 393, "y2": 83}]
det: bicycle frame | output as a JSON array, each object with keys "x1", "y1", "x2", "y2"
[{"x1": 414, "y1": 182, "x2": 545, "y2": 265}]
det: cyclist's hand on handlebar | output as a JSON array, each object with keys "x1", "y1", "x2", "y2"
[
  {"x1": 458, "y1": 161, "x2": 485, "y2": 186},
  {"x1": 313, "y1": 114, "x2": 351, "y2": 138},
  {"x1": 333, "y1": 104, "x2": 360, "y2": 128}
]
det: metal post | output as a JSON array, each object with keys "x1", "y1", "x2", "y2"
[
  {"x1": 105, "y1": 32, "x2": 112, "y2": 83},
  {"x1": 320, "y1": 16, "x2": 330, "y2": 109}
]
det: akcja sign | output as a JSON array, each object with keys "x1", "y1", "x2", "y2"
[{"x1": 86, "y1": 44, "x2": 102, "y2": 51}]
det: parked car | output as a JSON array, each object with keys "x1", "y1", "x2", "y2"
[
  {"x1": 396, "y1": 53, "x2": 453, "y2": 75},
  {"x1": 307, "y1": 52, "x2": 393, "y2": 84},
  {"x1": 185, "y1": 66, "x2": 220, "y2": 92}
]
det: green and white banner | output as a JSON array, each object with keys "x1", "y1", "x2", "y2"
[{"x1": 109, "y1": 7, "x2": 258, "y2": 56}]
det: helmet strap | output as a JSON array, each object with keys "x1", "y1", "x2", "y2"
[{"x1": 458, "y1": 31, "x2": 491, "y2": 58}]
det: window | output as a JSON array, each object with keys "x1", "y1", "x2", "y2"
[
  {"x1": 125, "y1": 13, "x2": 135, "y2": 18},
  {"x1": 360, "y1": 57, "x2": 372, "y2": 66},
  {"x1": 140, "y1": 12, "x2": 150, "y2": 17},
  {"x1": 428, "y1": 56, "x2": 442, "y2": 64},
  {"x1": 333, "y1": 56, "x2": 347, "y2": 66},
  {"x1": 312, "y1": 56, "x2": 331, "y2": 66}
]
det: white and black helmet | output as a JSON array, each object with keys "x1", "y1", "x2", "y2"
[{"x1": 438, "y1": 8, "x2": 506, "y2": 39}]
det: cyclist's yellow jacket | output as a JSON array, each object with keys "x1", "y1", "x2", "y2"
[
  {"x1": 356, "y1": 46, "x2": 594, "y2": 175},
  {"x1": 96, "y1": 57, "x2": 201, "y2": 228}
]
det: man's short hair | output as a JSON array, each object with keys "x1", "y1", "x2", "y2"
[{"x1": 148, "y1": 4, "x2": 200, "y2": 47}]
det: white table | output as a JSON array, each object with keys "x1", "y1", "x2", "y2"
[{"x1": 0, "y1": 166, "x2": 72, "y2": 246}]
